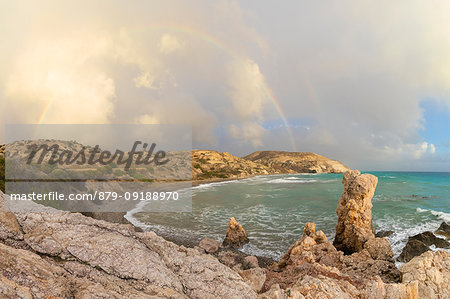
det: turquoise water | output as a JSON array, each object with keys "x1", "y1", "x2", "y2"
[{"x1": 128, "y1": 172, "x2": 450, "y2": 260}]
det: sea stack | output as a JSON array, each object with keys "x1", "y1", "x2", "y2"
[
  {"x1": 223, "y1": 217, "x2": 249, "y2": 248},
  {"x1": 333, "y1": 170, "x2": 378, "y2": 254}
]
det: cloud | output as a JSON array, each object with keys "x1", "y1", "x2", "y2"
[
  {"x1": 3, "y1": 37, "x2": 115, "y2": 124},
  {"x1": 159, "y1": 34, "x2": 184, "y2": 54},
  {"x1": 0, "y1": 0, "x2": 449, "y2": 170},
  {"x1": 227, "y1": 59, "x2": 268, "y2": 121},
  {"x1": 228, "y1": 122, "x2": 265, "y2": 148},
  {"x1": 134, "y1": 72, "x2": 158, "y2": 89}
]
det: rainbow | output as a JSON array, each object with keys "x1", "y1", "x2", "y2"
[{"x1": 37, "y1": 24, "x2": 300, "y2": 151}]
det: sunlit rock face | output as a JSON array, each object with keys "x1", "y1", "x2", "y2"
[{"x1": 334, "y1": 170, "x2": 378, "y2": 254}]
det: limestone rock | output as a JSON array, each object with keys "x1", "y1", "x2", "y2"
[
  {"x1": 278, "y1": 222, "x2": 330, "y2": 268},
  {"x1": 217, "y1": 250, "x2": 241, "y2": 268},
  {"x1": 258, "y1": 284, "x2": 288, "y2": 299},
  {"x1": 398, "y1": 239, "x2": 430, "y2": 263},
  {"x1": 0, "y1": 243, "x2": 72, "y2": 298},
  {"x1": 223, "y1": 217, "x2": 249, "y2": 248},
  {"x1": 239, "y1": 268, "x2": 267, "y2": 293},
  {"x1": 401, "y1": 250, "x2": 450, "y2": 299},
  {"x1": 0, "y1": 211, "x2": 23, "y2": 242},
  {"x1": 334, "y1": 170, "x2": 378, "y2": 254},
  {"x1": 243, "y1": 255, "x2": 260, "y2": 269},
  {"x1": 340, "y1": 249, "x2": 400, "y2": 283},
  {"x1": 139, "y1": 231, "x2": 256, "y2": 299},
  {"x1": 363, "y1": 276, "x2": 419, "y2": 299},
  {"x1": 364, "y1": 237, "x2": 394, "y2": 261},
  {"x1": 290, "y1": 275, "x2": 361, "y2": 298},
  {"x1": 198, "y1": 237, "x2": 221, "y2": 253},
  {"x1": 0, "y1": 191, "x2": 256, "y2": 299}
]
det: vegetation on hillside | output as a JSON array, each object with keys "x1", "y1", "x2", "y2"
[{"x1": 0, "y1": 156, "x2": 5, "y2": 192}]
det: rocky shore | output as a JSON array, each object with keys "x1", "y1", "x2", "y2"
[{"x1": 1, "y1": 170, "x2": 449, "y2": 298}]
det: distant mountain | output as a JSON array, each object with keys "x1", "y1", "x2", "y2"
[{"x1": 242, "y1": 151, "x2": 350, "y2": 174}]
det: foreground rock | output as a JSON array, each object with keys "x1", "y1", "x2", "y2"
[
  {"x1": 269, "y1": 223, "x2": 399, "y2": 288},
  {"x1": 223, "y1": 217, "x2": 249, "y2": 248},
  {"x1": 198, "y1": 237, "x2": 221, "y2": 253},
  {"x1": 261, "y1": 221, "x2": 450, "y2": 298},
  {"x1": 401, "y1": 250, "x2": 450, "y2": 299},
  {"x1": 0, "y1": 191, "x2": 256, "y2": 298},
  {"x1": 334, "y1": 170, "x2": 378, "y2": 254}
]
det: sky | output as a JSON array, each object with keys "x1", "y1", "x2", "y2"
[{"x1": 0, "y1": 0, "x2": 449, "y2": 171}]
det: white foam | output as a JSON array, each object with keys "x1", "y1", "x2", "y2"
[
  {"x1": 416, "y1": 208, "x2": 450, "y2": 222},
  {"x1": 267, "y1": 178, "x2": 318, "y2": 184}
]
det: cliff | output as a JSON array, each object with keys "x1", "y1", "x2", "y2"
[
  {"x1": 243, "y1": 151, "x2": 350, "y2": 174},
  {"x1": 192, "y1": 150, "x2": 274, "y2": 180},
  {"x1": 192, "y1": 149, "x2": 350, "y2": 180}
]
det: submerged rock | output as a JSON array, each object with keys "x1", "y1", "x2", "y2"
[
  {"x1": 410, "y1": 231, "x2": 449, "y2": 248},
  {"x1": 223, "y1": 217, "x2": 249, "y2": 248},
  {"x1": 435, "y1": 221, "x2": 450, "y2": 240},
  {"x1": 375, "y1": 230, "x2": 394, "y2": 238},
  {"x1": 398, "y1": 239, "x2": 430, "y2": 263},
  {"x1": 334, "y1": 170, "x2": 378, "y2": 254},
  {"x1": 398, "y1": 231, "x2": 449, "y2": 263}
]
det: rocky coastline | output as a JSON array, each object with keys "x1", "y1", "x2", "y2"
[{"x1": 1, "y1": 170, "x2": 449, "y2": 298}]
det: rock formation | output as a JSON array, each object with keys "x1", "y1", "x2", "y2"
[
  {"x1": 2, "y1": 168, "x2": 450, "y2": 298},
  {"x1": 243, "y1": 150, "x2": 350, "y2": 173},
  {"x1": 223, "y1": 217, "x2": 249, "y2": 248},
  {"x1": 401, "y1": 250, "x2": 450, "y2": 299},
  {"x1": 398, "y1": 231, "x2": 449, "y2": 262},
  {"x1": 435, "y1": 221, "x2": 450, "y2": 239},
  {"x1": 0, "y1": 191, "x2": 256, "y2": 298},
  {"x1": 243, "y1": 255, "x2": 260, "y2": 269},
  {"x1": 192, "y1": 150, "x2": 272, "y2": 180},
  {"x1": 239, "y1": 268, "x2": 266, "y2": 293},
  {"x1": 198, "y1": 237, "x2": 221, "y2": 253},
  {"x1": 260, "y1": 220, "x2": 450, "y2": 298},
  {"x1": 334, "y1": 170, "x2": 378, "y2": 254}
]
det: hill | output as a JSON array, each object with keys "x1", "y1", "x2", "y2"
[
  {"x1": 192, "y1": 150, "x2": 274, "y2": 180},
  {"x1": 242, "y1": 151, "x2": 350, "y2": 174}
]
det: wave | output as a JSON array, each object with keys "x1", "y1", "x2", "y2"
[
  {"x1": 266, "y1": 178, "x2": 318, "y2": 184},
  {"x1": 416, "y1": 208, "x2": 450, "y2": 222}
]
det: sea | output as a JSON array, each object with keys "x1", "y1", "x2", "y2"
[{"x1": 126, "y1": 172, "x2": 450, "y2": 261}]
